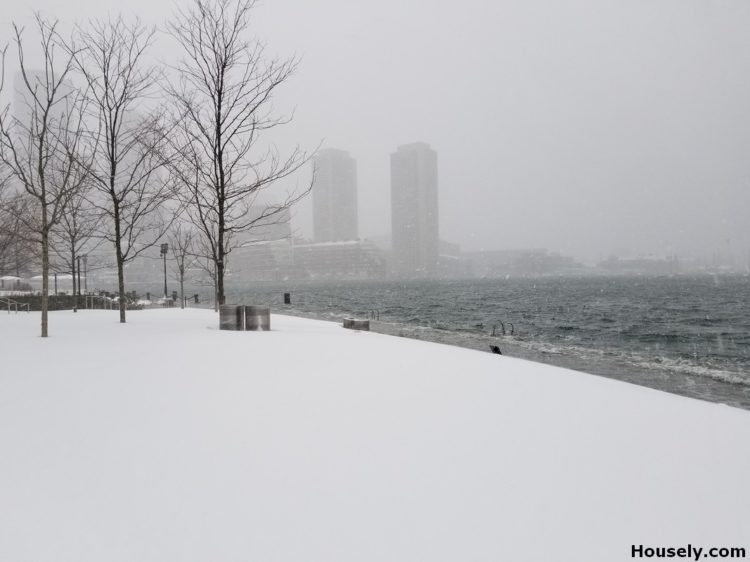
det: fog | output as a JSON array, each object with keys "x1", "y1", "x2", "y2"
[{"x1": 3, "y1": 0, "x2": 750, "y2": 263}]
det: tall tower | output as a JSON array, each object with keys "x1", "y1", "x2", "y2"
[
  {"x1": 13, "y1": 71, "x2": 74, "y2": 126},
  {"x1": 312, "y1": 148, "x2": 358, "y2": 242},
  {"x1": 390, "y1": 142, "x2": 439, "y2": 277}
]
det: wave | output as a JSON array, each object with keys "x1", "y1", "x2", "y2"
[
  {"x1": 628, "y1": 355, "x2": 750, "y2": 387},
  {"x1": 510, "y1": 338, "x2": 750, "y2": 388}
]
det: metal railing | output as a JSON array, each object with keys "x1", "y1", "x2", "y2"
[
  {"x1": 85, "y1": 295, "x2": 115, "y2": 310},
  {"x1": 0, "y1": 298, "x2": 30, "y2": 313}
]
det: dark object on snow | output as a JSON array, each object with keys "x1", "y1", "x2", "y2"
[
  {"x1": 343, "y1": 318, "x2": 370, "y2": 331},
  {"x1": 489, "y1": 345, "x2": 502, "y2": 355},
  {"x1": 245, "y1": 305, "x2": 271, "y2": 331},
  {"x1": 220, "y1": 305, "x2": 271, "y2": 331},
  {"x1": 284, "y1": 292, "x2": 291, "y2": 304},
  {"x1": 220, "y1": 305, "x2": 244, "y2": 330}
]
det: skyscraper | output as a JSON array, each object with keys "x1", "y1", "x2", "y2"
[
  {"x1": 390, "y1": 142, "x2": 439, "y2": 277},
  {"x1": 312, "y1": 148, "x2": 358, "y2": 242},
  {"x1": 13, "y1": 71, "x2": 74, "y2": 127}
]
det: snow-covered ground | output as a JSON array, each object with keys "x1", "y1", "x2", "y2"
[{"x1": 1, "y1": 309, "x2": 748, "y2": 561}]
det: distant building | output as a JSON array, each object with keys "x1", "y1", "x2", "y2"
[
  {"x1": 230, "y1": 240, "x2": 294, "y2": 282},
  {"x1": 13, "y1": 71, "x2": 75, "y2": 131},
  {"x1": 230, "y1": 206, "x2": 294, "y2": 281},
  {"x1": 312, "y1": 148, "x2": 358, "y2": 243},
  {"x1": 293, "y1": 240, "x2": 386, "y2": 279},
  {"x1": 225, "y1": 239, "x2": 387, "y2": 282},
  {"x1": 466, "y1": 249, "x2": 583, "y2": 277},
  {"x1": 235, "y1": 206, "x2": 292, "y2": 246},
  {"x1": 390, "y1": 142, "x2": 439, "y2": 277},
  {"x1": 596, "y1": 255, "x2": 680, "y2": 276}
]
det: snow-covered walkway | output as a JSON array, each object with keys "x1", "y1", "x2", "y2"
[{"x1": 1, "y1": 309, "x2": 748, "y2": 561}]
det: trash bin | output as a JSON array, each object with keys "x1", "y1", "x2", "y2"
[
  {"x1": 245, "y1": 306, "x2": 270, "y2": 331},
  {"x1": 220, "y1": 304, "x2": 244, "y2": 330}
]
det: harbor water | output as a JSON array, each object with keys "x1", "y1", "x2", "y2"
[{"x1": 232, "y1": 275, "x2": 750, "y2": 410}]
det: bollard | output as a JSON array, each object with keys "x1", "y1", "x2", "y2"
[
  {"x1": 220, "y1": 304, "x2": 244, "y2": 330},
  {"x1": 245, "y1": 306, "x2": 270, "y2": 331},
  {"x1": 343, "y1": 318, "x2": 370, "y2": 331},
  {"x1": 283, "y1": 292, "x2": 291, "y2": 305}
]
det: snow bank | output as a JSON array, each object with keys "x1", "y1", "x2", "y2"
[{"x1": 0, "y1": 309, "x2": 748, "y2": 561}]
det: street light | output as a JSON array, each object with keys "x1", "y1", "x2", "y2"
[
  {"x1": 161, "y1": 243, "x2": 169, "y2": 299},
  {"x1": 75, "y1": 255, "x2": 81, "y2": 313},
  {"x1": 77, "y1": 255, "x2": 81, "y2": 297}
]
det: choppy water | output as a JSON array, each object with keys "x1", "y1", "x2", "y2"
[{"x1": 231, "y1": 275, "x2": 750, "y2": 410}]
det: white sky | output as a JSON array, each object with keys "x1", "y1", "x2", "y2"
[{"x1": 3, "y1": 0, "x2": 750, "y2": 261}]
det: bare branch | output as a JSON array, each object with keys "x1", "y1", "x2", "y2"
[
  {"x1": 166, "y1": 0, "x2": 314, "y2": 305},
  {"x1": 0, "y1": 15, "x2": 90, "y2": 336},
  {"x1": 70, "y1": 16, "x2": 174, "y2": 322}
]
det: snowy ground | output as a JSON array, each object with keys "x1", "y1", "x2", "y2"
[{"x1": 1, "y1": 309, "x2": 748, "y2": 561}]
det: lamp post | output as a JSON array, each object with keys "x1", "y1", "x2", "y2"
[
  {"x1": 76, "y1": 256, "x2": 81, "y2": 313},
  {"x1": 161, "y1": 243, "x2": 169, "y2": 299}
]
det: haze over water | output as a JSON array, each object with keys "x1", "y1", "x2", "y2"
[{"x1": 2, "y1": 0, "x2": 750, "y2": 263}]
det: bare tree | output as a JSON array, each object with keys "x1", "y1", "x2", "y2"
[
  {"x1": 71, "y1": 16, "x2": 175, "y2": 323},
  {"x1": 167, "y1": 221, "x2": 199, "y2": 309},
  {"x1": 0, "y1": 193, "x2": 37, "y2": 278},
  {"x1": 51, "y1": 183, "x2": 103, "y2": 306},
  {"x1": 0, "y1": 154, "x2": 17, "y2": 275},
  {"x1": 168, "y1": 0, "x2": 313, "y2": 306},
  {"x1": 0, "y1": 16, "x2": 91, "y2": 336}
]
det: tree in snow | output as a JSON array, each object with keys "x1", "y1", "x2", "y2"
[
  {"x1": 70, "y1": 16, "x2": 176, "y2": 323},
  {"x1": 0, "y1": 16, "x2": 93, "y2": 336},
  {"x1": 167, "y1": 0, "x2": 313, "y2": 306}
]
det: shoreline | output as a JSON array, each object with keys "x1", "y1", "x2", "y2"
[
  {"x1": 229, "y1": 276, "x2": 750, "y2": 411},
  {"x1": 246, "y1": 305, "x2": 750, "y2": 411}
]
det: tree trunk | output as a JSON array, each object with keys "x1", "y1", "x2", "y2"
[
  {"x1": 217, "y1": 201, "x2": 225, "y2": 306},
  {"x1": 14, "y1": 239, "x2": 21, "y2": 277},
  {"x1": 113, "y1": 200, "x2": 127, "y2": 323},
  {"x1": 71, "y1": 246, "x2": 78, "y2": 312},
  {"x1": 180, "y1": 268, "x2": 185, "y2": 309},
  {"x1": 216, "y1": 247, "x2": 225, "y2": 306},
  {"x1": 41, "y1": 220, "x2": 49, "y2": 338},
  {"x1": 116, "y1": 243, "x2": 126, "y2": 323},
  {"x1": 217, "y1": 260, "x2": 225, "y2": 305}
]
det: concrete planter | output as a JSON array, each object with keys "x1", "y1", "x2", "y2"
[
  {"x1": 245, "y1": 306, "x2": 271, "y2": 331},
  {"x1": 343, "y1": 318, "x2": 370, "y2": 331},
  {"x1": 219, "y1": 305, "x2": 244, "y2": 331}
]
